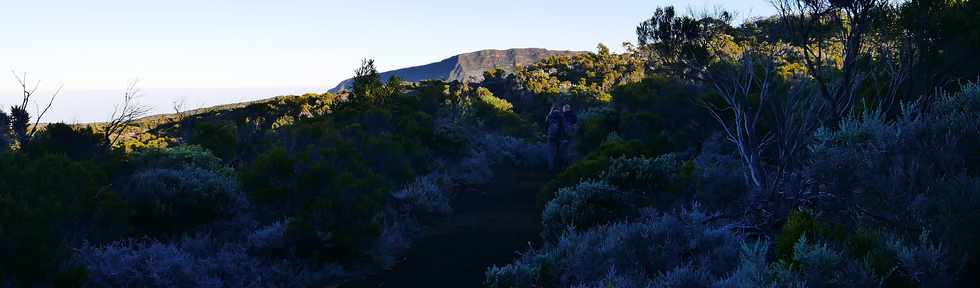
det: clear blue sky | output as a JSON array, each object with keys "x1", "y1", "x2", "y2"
[{"x1": 0, "y1": 0, "x2": 775, "y2": 122}]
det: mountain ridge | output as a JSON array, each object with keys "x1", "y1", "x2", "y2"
[{"x1": 329, "y1": 48, "x2": 583, "y2": 92}]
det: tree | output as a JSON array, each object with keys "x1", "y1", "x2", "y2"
[
  {"x1": 9, "y1": 71, "x2": 61, "y2": 147},
  {"x1": 351, "y1": 58, "x2": 382, "y2": 104},
  {"x1": 768, "y1": 0, "x2": 889, "y2": 121},
  {"x1": 102, "y1": 79, "x2": 150, "y2": 148},
  {"x1": 636, "y1": 6, "x2": 733, "y2": 78},
  {"x1": 701, "y1": 52, "x2": 778, "y2": 192},
  {"x1": 898, "y1": 0, "x2": 980, "y2": 103}
]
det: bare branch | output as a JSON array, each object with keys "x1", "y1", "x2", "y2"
[
  {"x1": 28, "y1": 84, "x2": 61, "y2": 139},
  {"x1": 102, "y1": 79, "x2": 151, "y2": 148}
]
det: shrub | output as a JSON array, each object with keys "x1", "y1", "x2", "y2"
[
  {"x1": 120, "y1": 167, "x2": 243, "y2": 236},
  {"x1": 689, "y1": 135, "x2": 749, "y2": 213},
  {"x1": 448, "y1": 150, "x2": 495, "y2": 186},
  {"x1": 77, "y1": 235, "x2": 346, "y2": 287},
  {"x1": 538, "y1": 140, "x2": 648, "y2": 207},
  {"x1": 540, "y1": 181, "x2": 634, "y2": 240},
  {"x1": 489, "y1": 207, "x2": 744, "y2": 288},
  {"x1": 131, "y1": 145, "x2": 232, "y2": 176},
  {"x1": 239, "y1": 147, "x2": 299, "y2": 209},
  {"x1": 886, "y1": 232, "x2": 954, "y2": 287},
  {"x1": 469, "y1": 87, "x2": 534, "y2": 138},
  {"x1": 575, "y1": 105, "x2": 618, "y2": 154},
  {"x1": 600, "y1": 154, "x2": 690, "y2": 203},
  {"x1": 388, "y1": 174, "x2": 452, "y2": 219},
  {"x1": 189, "y1": 122, "x2": 238, "y2": 161},
  {"x1": 246, "y1": 220, "x2": 289, "y2": 252},
  {"x1": 24, "y1": 123, "x2": 105, "y2": 160},
  {"x1": 470, "y1": 133, "x2": 549, "y2": 169},
  {"x1": 805, "y1": 82, "x2": 980, "y2": 278},
  {"x1": 768, "y1": 236, "x2": 880, "y2": 287},
  {"x1": 0, "y1": 153, "x2": 122, "y2": 286}
]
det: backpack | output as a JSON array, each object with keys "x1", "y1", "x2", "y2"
[
  {"x1": 562, "y1": 111, "x2": 578, "y2": 136},
  {"x1": 546, "y1": 111, "x2": 564, "y2": 140}
]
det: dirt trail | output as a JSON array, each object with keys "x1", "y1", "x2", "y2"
[{"x1": 343, "y1": 166, "x2": 549, "y2": 288}]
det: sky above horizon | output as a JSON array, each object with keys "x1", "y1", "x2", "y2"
[{"x1": 0, "y1": 0, "x2": 775, "y2": 122}]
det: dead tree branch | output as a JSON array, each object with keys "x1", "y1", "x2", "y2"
[{"x1": 103, "y1": 79, "x2": 151, "y2": 148}]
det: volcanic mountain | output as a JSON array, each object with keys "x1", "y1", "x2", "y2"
[{"x1": 329, "y1": 48, "x2": 582, "y2": 92}]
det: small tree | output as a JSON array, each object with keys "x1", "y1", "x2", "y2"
[
  {"x1": 768, "y1": 0, "x2": 889, "y2": 121},
  {"x1": 9, "y1": 71, "x2": 61, "y2": 147},
  {"x1": 351, "y1": 58, "x2": 382, "y2": 104},
  {"x1": 102, "y1": 79, "x2": 150, "y2": 148},
  {"x1": 701, "y1": 51, "x2": 778, "y2": 192},
  {"x1": 636, "y1": 6, "x2": 733, "y2": 78}
]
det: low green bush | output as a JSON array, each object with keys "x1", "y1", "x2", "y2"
[{"x1": 537, "y1": 140, "x2": 648, "y2": 207}]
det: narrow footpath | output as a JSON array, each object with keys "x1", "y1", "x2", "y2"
[{"x1": 344, "y1": 166, "x2": 549, "y2": 287}]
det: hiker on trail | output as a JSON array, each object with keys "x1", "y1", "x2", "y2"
[{"x1": 546, "y1": 104, "x2": 578, "y2": 171}]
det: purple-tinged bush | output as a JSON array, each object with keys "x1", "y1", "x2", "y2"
[
  {"x1": 886, "y1": 232, "x2": 954, "y2": 287},
  {"x1": 489, "y1": 207, "x2": 744, "y2": 287},
  {"x1": 245, "y1": 220, "x2": 289, "y2": 251},
  {"x1": 805, "y1": 83, "x2": 980, "y2": 278},
  {"x1": 372, "y1": 173, "x2": 453, "y2": 268},
  {"x1": 470, "y1": 133, "x2": 549, "y2": 169},
  {"x1": 774, "y1": 236, "x2": 878, "y2": 287},
  {"x1": 690, "y1": 135, "x2": 750, "y2": 213},
  {"x1": 77, "y1": 234, "x2": 347, "y2": 287},
  {"x1": 371, "y1": 212, "x2": 422, "y2": 269},
  {"x1": 389, "y1": 174, "x2": 452, "y2": 217},
  {"x1": 448, "y1": 150, "x2": 495, "y2": 186}
]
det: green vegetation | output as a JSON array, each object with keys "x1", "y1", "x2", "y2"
[{"x1": 2, "y1": 0, "x2": 980, "y2": 286}]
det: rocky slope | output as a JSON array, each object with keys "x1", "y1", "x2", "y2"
[{"x1": 329, "y1": 48, "x2": 582, "y2": 92}]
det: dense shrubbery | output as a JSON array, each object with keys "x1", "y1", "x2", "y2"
[
  {"x1": 78, "y1": 234, "x2": 345, "y2": 287},
  {"x1": 799, "y1": 83, "x2": 980, "y2": 280},
  {"x1": 469, "y1": 87, "x2": 535, "y2": 138},
  {"x1": 5, "y1": 2, "x2": 980, "y2": 286},
  {"x1": 130, "y1": 145, "x2": 233, "y2": 175},
  {"x1": 120, "y1": 167, "x2": 243, "y2": 237},
  {"x1": 189, "y1": 122, "x2": 238, "y2": 161},
  {"x1": 600, "y1": 153, "x2": 690, "y2": 196},
  {"x1": 537, "y1": 140, "x2": 646, "y2": 205},
  {"x1": 488, "y1": 207, "x2": 746, "y2": 287},
  {"x1": 540, "y1": 181, "x2": 632, "y2": 240},
  {"x1": 23, "y1": 123, "x2": 107, "y2": 160},
  {"x1": 540, "y1": 154, "x2": 691, "y2": 240},
  {"x1": 0, "y1": 152, "x2": 125, "y2": 286}
]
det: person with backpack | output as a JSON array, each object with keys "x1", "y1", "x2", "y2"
[{"x1": 546, "y1": 103, "x2": 578, "y2": 171}]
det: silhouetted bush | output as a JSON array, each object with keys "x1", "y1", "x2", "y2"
[
  {"x1": 120, "y1": 167, "x2": 244, "y2": 237},
  {"x1": 0, "y1": 111, "x2": 10, "y2": 151},
  {"x1": 189, "y1": 121, "x2": 238, "y2": 161},
  {"x1": 0, "y1": 153, "x2": 124, "y2": 286},
  {"x1": 25, "y1": 123, "x2": 105, "y2": 160}
]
